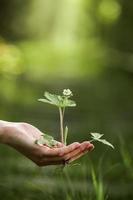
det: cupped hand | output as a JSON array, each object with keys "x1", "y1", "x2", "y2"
[{"x1": 1, "y1": 121, "x2": 94, "y2": 166}]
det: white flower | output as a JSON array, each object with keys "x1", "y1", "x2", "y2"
[{"x1": 63, "y1": 89, "x2": 73, "y2": 96}]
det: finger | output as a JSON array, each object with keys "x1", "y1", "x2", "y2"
[
  {"x1": 64, "y1": 142, "x2": 94, "y2": 161},
  {"x1": 38, "y1": 143, "x2": 82, "y2": 164},
  {"x1": 68, "y1": 143, "x2": 94, "y2": 163},
  {"x1": 80, "y1": 141, "x2": 94, "y2": 151},
  {"x1": 58, "y1": 142, "x2": 81, "y2": 156},
  {"x1": 39, "y1": 142, "x2": 80, "y2": 157},
  {"x1": 64, "y1": 147, "x2": 82, "y2": 161},
  {"x1": 41, "y1": 147, "x2": 82, "y2": 163},
  {"x1": 40, "y1": 146, "x2": 81, "y2": 164},
  {"x1": 68, "y1": 150, "x2": 88, "y2": 163}
]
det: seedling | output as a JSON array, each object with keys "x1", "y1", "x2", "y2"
[{"x1": 36, "y1": 89, "x2": 114, "y2": 149}]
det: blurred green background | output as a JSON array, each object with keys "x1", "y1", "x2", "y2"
[{"x1": 0, "y1": 0, "x2": 133, "y2": 199}]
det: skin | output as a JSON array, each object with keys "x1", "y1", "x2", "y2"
[{"x1": 0, "y1": 120, "x2": 94, "y2": 167}]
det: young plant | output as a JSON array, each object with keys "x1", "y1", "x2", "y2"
[
  {"x1": 36, "y1": 89, "x2": 114, "y2": 149},
  {"x1": 37, "y1": 89, "x2": 76, "y2": 146}
]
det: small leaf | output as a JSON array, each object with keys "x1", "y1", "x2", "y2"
[
  {"x1": 96, "y1": 139, "x2": 114, "y2": 149},
  {"x1": 44, "y1": 92, "x2": 60, "y2": 106},
  {"x1": 38, "y1": 98, "x2": 54, "y2": 105},
  {"x1": 35, "y1": 133, "x2": 58, "y2": 147},
  {"x1": 42, "y1": 133, "x2": 54, "y2": 140},
  {"x1": 67, "y1": 99, "x2": 76, "y2": 107},
  {"x1": 91, "y1": 133, "x2": 104, "y2": 139},
  {"x1": 62, "y1": 99, "x2": 76, "y2": 107},
  {"x1": 35, "y1": 137, "x2": 49, "y2": 146}
]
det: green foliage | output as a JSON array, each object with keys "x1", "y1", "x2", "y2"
[
  {"x1": 90, "y1": 133, "x2": 114, "y2": 149},
  {"x1": 38, "y1": 91, "x2": 76, "y2": 108},
  {"x1": 35, "y1": 133, "x2": 58, "y2": 148}
]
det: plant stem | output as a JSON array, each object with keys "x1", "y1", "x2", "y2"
[
  {"x1": 62, "y1": 107, "x2": 65, "y2": 119},
  {"x1": 59, "y1": 107, "x2": 64, "y2": 143}
]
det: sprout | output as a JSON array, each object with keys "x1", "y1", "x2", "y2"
[{"x1": 38, "y1": 89, "x2": 76, "y2": 144}]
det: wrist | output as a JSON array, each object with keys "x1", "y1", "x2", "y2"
[{"x1": 0, "y1": 120, "x2": 9, "y2": 144}]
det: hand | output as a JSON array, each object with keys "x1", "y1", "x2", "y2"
[{"x1": 0, "y1": 121, "x2": 94, "y2": 166}]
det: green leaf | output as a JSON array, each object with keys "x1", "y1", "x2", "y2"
[
  {"x1": 96, "y1": 139, "x2": 114, "y2": 149},
  {"x1": 35, "y1": 133, "x2": 58, "y2": 148},
  {"x1": 91, "y1": 133, "x2": 104, "y2": 139},
  {"x1": 42, "y1": 133, "x2": 54, "y2": 140},
  {"x1": 38, "y1": 90, "x2": 76, "y2": 108},
  {"x1": 35, "y1": 137, "x2": 49, "y2": 146},
  {"x1": 44, "y1": 92, "x2": 60, "y2": 106},
  {"x1": 90, "y1": 133, "x2": 114, "y2": 149},
  {"x1": 44, "y1": 91, "x2": 76, "y2": 107},
  {"x1": 62, "y1": 99, "x2": 76, "y2": 107},
  {"x1": 38, "y1": 98, "x2": 54, "y2": 105}
]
